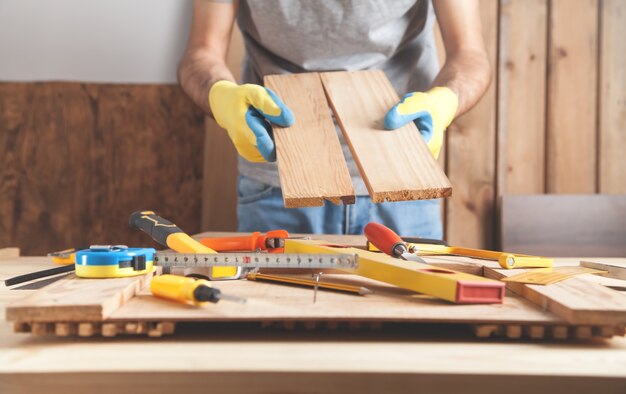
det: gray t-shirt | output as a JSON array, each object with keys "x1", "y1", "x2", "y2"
[{"x1": 234, "y1": 0, "x2": 439, "y2": 195}]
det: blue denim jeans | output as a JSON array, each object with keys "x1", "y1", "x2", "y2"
[{"x1": 236, "y1": 175, "x2": 443, "y2": 238}]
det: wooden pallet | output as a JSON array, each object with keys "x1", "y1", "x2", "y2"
[{"x1": 6, "y1": 255, "x2": 626, "y2": 341}]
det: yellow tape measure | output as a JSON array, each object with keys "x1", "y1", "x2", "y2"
[{"x1": 501, "y1": 266, "x2": 608, "y2": 285}]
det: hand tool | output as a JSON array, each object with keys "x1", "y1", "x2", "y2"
[
  {"x1": 412, "y1": 244, "x2": 552, "y2": 269},
  {"x1": 8, "y1": 245, "x2": 156, "y2": 283},
  {"x1": 153, "y1": 252, "x2": 358, "y2": 273},
  {"x1": 364, "y1": 223, "x2": 551, "y2": 269},
  {"x1": 4, "y1": 264, "x2": 76, "y2": 287},
  {"x1": 285, "y1": 239, "x2": 505, "y2": 304},
  {"x1": 400, "y1": 236, "x2": 448, "y2": 246},
  {"x1": 200, "y1": 230, "x2": 290, "y2": 253},
  {"x1": 74, "y1": 245, "x2": 155, "y2": 278},
  {"x1": 129, "y1": 210, "x2": 239, "y2": 280},
  {"x1": 150, "y1": 274, "x2": 246, "y2": 306},
  {"x1": 245, "y1": 272, "x2": 372, "y2": 296},
  {"x1": 364, "y1": 222, "x2": 428, "y2": 263},
  {"x1": 48, "y1": 248, "x2": 83, "y2": 265}
]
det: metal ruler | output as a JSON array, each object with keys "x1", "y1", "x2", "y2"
[{"x1": 153, "y1": 252, "x2": 358, "y2": 271}]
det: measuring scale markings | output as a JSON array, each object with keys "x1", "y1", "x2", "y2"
[{"x1": 153, "y1": 253, "x2": 358, "y2": 270}]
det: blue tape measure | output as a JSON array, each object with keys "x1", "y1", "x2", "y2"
[{"x1": 74, "y1": 245, "x2": 156, "y2": 278}]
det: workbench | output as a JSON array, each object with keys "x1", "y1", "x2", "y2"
[{"x1": 1, "y1": 233, "x2": 625, "y2": 394}]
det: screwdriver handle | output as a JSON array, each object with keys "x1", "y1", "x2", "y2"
[
  {"x1": 129, "y1": 210, "x2": 182, "y2": 247},
  {"x1": 201, "y1": 232, "x2": 263, "y2": 251},
  {"x1": 150, "y1": 274, "x2": 218, "y2": 306},
  {"x1": 364, "y1": 222, "x2": 406, "y2": 257},
  {"x1": 129, "y1": 210, "x2": 217, "y2": 254},
  {"x1": 200, "y1": 229, "x2": 289, "y2": 252}
]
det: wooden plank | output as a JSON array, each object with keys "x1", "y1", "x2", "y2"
[
  {"x1": 0, "y1": 83, "x2": 205, "y2": 255},
  {"x1": 320, "y1": 70, "x2": 452, "y2": 202},
  {"x1": 201, "y1": 119, "x2": 238, "y2": 231},
  {"x1": 581, "y1": 261, "x2": 626, "y2": 281},
  {"x1": 546, "y1": 0, "x2": 599, "y2": 193},
  {"x1": 598, "y1": 0, "x2": 626, "y2": 193},
  {"x1": 484, "y1": 267, "x2": 626, "y2": 325},
  {"x1": 5, "y1": 271, "x2": 155, "y2": 322},
  {"x1": 0, "y1": 248, "x2": 19, "y2": 261},
  {"x1": 109, "y1": 273, "x2": 554, "y2": 324},
  {"x1": 501, "y1": 194, "x2": 626, "y2": 256},
  {"x1": 264, "y1": 73, "x2": 355, "y2": 207},
  {"x1": 497, "y1": 0, "x2": 547, "y2": 194},
  {"x1": 445, "y1": 0, "x2": 498, "y2": 248}
]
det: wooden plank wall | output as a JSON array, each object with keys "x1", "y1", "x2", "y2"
[
  {"x1": 454, "y1": 0, "x2": 625, "y2": 248},
  {"x1": 0, "y1": 83, "x2": 205, "y2": 255}
]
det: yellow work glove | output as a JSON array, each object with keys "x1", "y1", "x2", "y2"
[
  {"x1": 383, "y1": 87, "x2": 458, "y2": 159},
  {"x1": 209, "y1": 80, "x2": 295, "y2": 162}
]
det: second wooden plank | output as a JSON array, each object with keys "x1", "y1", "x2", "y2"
[{"x1": 320, "y1": 70, "x2": 452, "y2": 203}]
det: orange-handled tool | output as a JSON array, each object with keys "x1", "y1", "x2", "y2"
[
  {"x1": 364, "y1": 223, "x2": 427, "y2": 263},
  {"x1": 200, "y1": 230, "x2": 289, "y2": 253}
]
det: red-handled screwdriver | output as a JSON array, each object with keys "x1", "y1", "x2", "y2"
[{"x1": 364, "y1": 222, "x2": 427, "y2": 263}]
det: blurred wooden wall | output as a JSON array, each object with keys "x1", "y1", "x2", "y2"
[
  {"x1": 202, "y1": 0, "x2": 626, "y2": 248},
  {"x1": 0, "y1": 84, "x2": 205, "y2": 255},
  {"x1": 453, "y1": 0, "x2": 625, "y2": 249}
]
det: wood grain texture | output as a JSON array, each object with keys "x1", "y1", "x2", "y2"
[
  {"x1": 501, "y1": 194, "x2": 626, "y2": 257},
  {"x1": 3, "y1": 373, "x2": 626, "y2": 394},
  {"x1": 0, "y1": 83, "x2": 205, "y2": 255},
  {"x1": 580, "y1": 260, "x2": 626, "y2": 281},
  {"x1": 5, "y1": 271, "x2": 155, "y2": 322},
  {"x1": 264, "y1": 73, "x2": 355, "y2": 207},
  {"x1": 598, "y1": 0, "x2": 626, "y2": 193},
  {"x1": 108, "y1": 274, "x2": 556, "y2": 324},
  {"x1": 484, "y1": 267, "x2": 626, "y2": 325},
  {"x1": 497, "y1": 0, "x2": 547, "y2": 194},
  {"x1": 320, "y1": 70, "x2": 452, "y2": 203},
  {"x1": 445, "y1": 0, "x2": 498, "y2": 248},
  {"x1": 546, "y1": 0, "x2": 599, "y2": 193},
  {"x1": 201, "y1": 119, "x2": 238, "y2": 231}
]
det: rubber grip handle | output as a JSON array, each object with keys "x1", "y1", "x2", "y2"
[
  {"x1": 129, "y1": 210, "x2": 182, "y2": 247},
  {"x1": 201, "y1": 232, "x2": 261, "y2": 252},
  {"x1": 364, "y1": 222, "x2": 404, "y2": 257}
]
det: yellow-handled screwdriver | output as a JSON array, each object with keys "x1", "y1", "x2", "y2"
[
  {"x1": 129, "y1": 210, "x2": 240, "y2": 279},
  {"x1": 151, "y1": 274, "x2": 246, "y2": 306}
]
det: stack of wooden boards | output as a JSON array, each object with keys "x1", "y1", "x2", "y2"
[
  {"x1": 6, "y1": 245, "x2": 626, "y2": 340},
  {"x1": 264, "y1": 70, "x2": 452, "y2": 208}
]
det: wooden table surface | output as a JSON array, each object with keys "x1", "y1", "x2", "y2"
[{"x1": 1, "y1": 234, "x2": 625, "y2": 394}]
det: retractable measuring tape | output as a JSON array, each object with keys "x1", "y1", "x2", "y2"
[
  {"x1": 72, "y1": 245, "x2": 358, "y2": 278},
  {"x1": 75, "y1": 245, "x2": 155, "y2": 278},
  {"x1": 153, "y1": 252, "x2": 358, "y2": 273}
]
